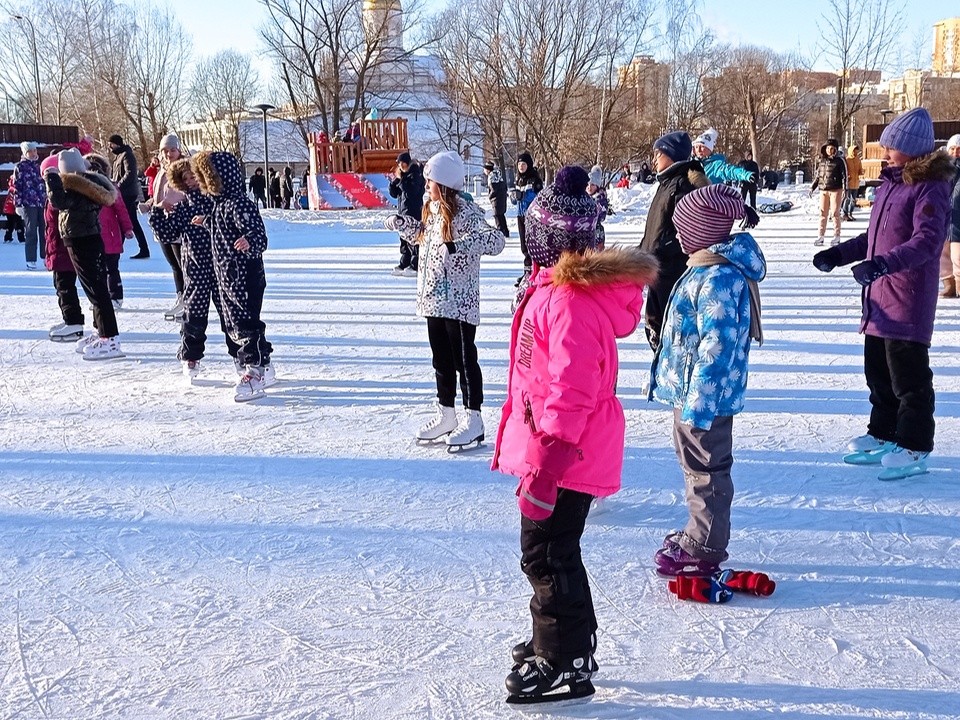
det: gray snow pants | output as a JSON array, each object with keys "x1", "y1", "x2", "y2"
[{"x1": 672, "y1": 410, "x2": 734, "y2": 563}]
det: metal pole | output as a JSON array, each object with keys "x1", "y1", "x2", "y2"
[
  {"x1": 13, "y1": 15, "x2": 42, "y2": 123},
  {"x1": 252, "y1": 103, "x2": 276, "y2": 203}
]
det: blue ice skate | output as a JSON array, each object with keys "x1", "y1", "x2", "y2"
[
  {"x1": 842, "y1": 434, "x2": 896, "y2": 465},
  {"x1": 877, "y1": 447, "x2": 930, "y2": 481}
]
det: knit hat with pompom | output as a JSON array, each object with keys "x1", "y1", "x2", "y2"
[{"x1": 525, "y1": 165, "x2": 599, "y2": 268}]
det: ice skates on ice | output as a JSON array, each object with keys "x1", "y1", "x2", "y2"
[
  {"x1": 843, "y1": 434, "x2": 896, "y2": 465},
  {"x1": 445, "y1": 409, "x2": 484, "y2": 453},
  {"x1": 164, "y1": 294, "x2": 184, "y2": 322},
  {"x1": 878, "y1": 447, "x2": 930, "y2": 481},
  {"x1": 75, "y1": 331, "x2": 99, "y2": 354},
  {"x1": 182, "y1": 359, "x2": 201, "y2": 383},
  {"x1": 82, "y1": 336, "x2": 125, "y2": 361},
  {"x1": 655, "y1": 542, "x2": 721, "y2": 577},
  {"x1": 49, "y1": 323, "x2": 84, "y2": 342},
  {"x1": 505, "y1": 654, "x2": 597, "y2": 705},
  {"x1": 235, "y1": 366, "x2": 266, "y2": 402},
  {"x1": 416, "y1": 403, "x2": 458, "y2": 443}
]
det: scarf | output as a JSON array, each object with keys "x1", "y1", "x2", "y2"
[{"x1": 686, "y1": 250, "x2": 763, "y2": 346}]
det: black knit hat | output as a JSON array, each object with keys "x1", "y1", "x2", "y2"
[
  {"x1": 396, "y1": 151, "x2": 412, "y2": 164},
  {"x1": 108, "y1": 134, "x2": 123, "y2": 146}
]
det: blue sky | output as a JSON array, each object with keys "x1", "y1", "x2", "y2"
[{"x1": 170, "y1": 0, "x2": 952, "y2": 75}]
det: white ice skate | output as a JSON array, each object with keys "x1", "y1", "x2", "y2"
[
  {"x1": 262, "y1": 364, "x2": 277, "y2": 388},
  {"x1": 878, "y1": 447, "x2": 930, "y2": 481},
  {"x1": 416, "y1": 403, "x2": 458, "y2": 443},
  {"x1": 445, "y1": 409, "x2": 485, "y2": 453},
  {"x1": 49, "y1": 323, "x2": 84, "y2": 342},
  {"x1": 164, "y1": 294, "x2": 183, "y2": 321},
  {"x1": 182, "y1": 359, "x2": 201, "y2": 383},
  {"x1": 843, "y1": 434, "x2": 896, "y2": 465},
  {"x1": 82, "y1": 336, "x2": 125, "y2": 361},
  {"x1": 75, "y1": 331, "x2": 100, "y2": 354},
  {"x1": 235, "y1": 367, "x2": 266, "y2": 402}
]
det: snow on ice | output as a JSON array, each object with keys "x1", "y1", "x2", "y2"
[{"x1": 0, "y1": 184, "x2": 957, "y2": 718}]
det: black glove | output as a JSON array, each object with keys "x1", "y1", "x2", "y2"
[
  {"x1": 812, "y1": 246, "x2": 843, "y2": 272},
  {"x1": 852, "y1": 257, "x2": 889, "y2": 286},
  {"x1": 739, "y1": 206, "x2": 759, "y2": 230}
]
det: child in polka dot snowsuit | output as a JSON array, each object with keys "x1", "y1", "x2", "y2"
[
  {"x1": 191, "y1": 151, "x2": 274, "y2": 401},
  {"x1": 153, "y1": 159, "x2": 242, "y2": 375}
]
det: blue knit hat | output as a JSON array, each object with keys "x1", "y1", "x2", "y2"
[
  {"x1": 653, "y1": 131, "x2": 692, "y2": 162},
  {"x1": 879, "y1": 107, "x2": 935, "y2": 157}
]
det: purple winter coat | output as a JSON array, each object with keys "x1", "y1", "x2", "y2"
[{"x1": 836, "y1": 151, "x2": 954, "y2": 345}]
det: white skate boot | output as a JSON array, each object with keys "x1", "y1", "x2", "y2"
[
  {"x1": 82, "y1": 336, "x2": 125, "y2": 361},
  {"x1": 445, "y1": 408, "x2": 484, "y2": 453},
  {"x1": 235, "y1": 366, "x2": 266, "y2": 402},
  {"x1": 182, "y1": 359, "x2": 201, "y2": 383},
  {"x1": 416, "y1": 403, "x2": 458, "y2": 442},
  {"x1": 878, "y1": 447, "x2": 930, "y2": 481},
  {"x1": 843, "y1": 434, "x2": 896, "y2": 465},
  {"x1": 49, "y1": 323, "x2": 84, "y2": 342}
]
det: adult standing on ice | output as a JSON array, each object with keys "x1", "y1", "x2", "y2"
[
  {"x1": 492, "y1": 165, "x2": 658, "y2": 704},
  {"x1": 938, "y1": 134, "x2": 960, "y2": 298},
  {"x1": 810, "y1": 138, "x2": 848, "y2": 246},
  {"x1": 388, "y1": 151, "x2": 425, "y2": 276},
  {"x1": 483, "y1": 161, "x2": 509, "y2": 238},
  {"x1": 108, "y1": 134, "x2": 150, "y2": 259},
  {"x1": 13, "y1": 141, "x2": 46, "y2": 269},
  {"x1": 384, "y1": 150, "x2": 505, "y2": 449},
  {"x1": 145, "y1": 133, "x2": 188, "y2": 321},
  {"x1": 812, "y1": 107, "x2": 953, "y2": 480}
]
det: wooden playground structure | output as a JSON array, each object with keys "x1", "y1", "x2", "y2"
[{"x1": 308, "y1": 118, "x2": 409, "y2": 176}]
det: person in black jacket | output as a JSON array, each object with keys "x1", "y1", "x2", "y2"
[
  {"x1": 483, "y1": 161, "x2": 509, "y2": 237},
  {"x1": 44, "y1": 148, "x2": 124, "y2": 360},
  {"x1": 280, "y1": 166, "x2": 294, "y2": 209},
  {"x1": 249, "y1": 168, "x2": 267, "y2": 209},
  {"x1": 738, "y1": 150, "x2": 760, "y2": 208},
  {"x1": 810, "y1": 138, "x2": 847, "y2": 246},
  {"x1": 268, "y1": 168, "x2": 281, "y2": 208},
  {"x1": 108, "y1": 134, "x2": 149, "y2": 259},
  {"x1": 388, "y1": 151, "x2": 426, "y2": 276},
  {"x1": 510, "y1": 151, "x2": 544, "y2": 277},
  {"x1": 638, "y1": 131, "x2": 709, "y2": 351}
]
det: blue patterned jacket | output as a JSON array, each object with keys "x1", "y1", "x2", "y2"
[{"x1": 649, "y1": 232, "x2": 766, "y2": 430}]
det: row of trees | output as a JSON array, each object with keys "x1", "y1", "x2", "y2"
[{"x1": 0, "y1": 0, "x2": 921, "y2": 171}]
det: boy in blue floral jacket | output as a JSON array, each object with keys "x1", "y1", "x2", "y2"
[{"x1": 649, "y1": 184, "x2": 766, "y2": 577}]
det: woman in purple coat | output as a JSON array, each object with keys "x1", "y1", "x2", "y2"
[{"x1": 812, "y1": 108, "x2": 954, "y2": 479}]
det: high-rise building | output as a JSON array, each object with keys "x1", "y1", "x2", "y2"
[
  {"x1": 933, "y1": 17, "x2": 960, "y2": 77},
  {"x1": 618, "y1": 56, "x2": 670, "y2": 125}
]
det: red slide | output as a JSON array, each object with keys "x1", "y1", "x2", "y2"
[{"x1": 329, "y1": 174, "x2": 391, "y2": 209}]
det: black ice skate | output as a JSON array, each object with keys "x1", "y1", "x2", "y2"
[{"x1": 505, "y1": 654, "x2": 597, "y2": 705}]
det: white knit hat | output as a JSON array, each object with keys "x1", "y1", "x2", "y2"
[
  {"x1": 20, "y1": 141, "x2": 37, "y2": 155},
  {"x1": 423, "y1": 151, "x2": 465, "y2": 190},
  {"x1": 159, "y1": 133, "x2": 181, "y2": 151},
  {"x1": 947, "y1": 134, "x2": 960, "y2": 149},
  {"x1": 58, "y1": 148, "x2": 88, "y2": 174},
  {"x1": 588, "y1": 165, "x2": 603, "y2": 187},
  {"x1": 693, "y1": 127, "x2": 718, "y2": 152}
]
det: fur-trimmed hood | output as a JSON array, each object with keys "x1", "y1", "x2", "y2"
[
  {"x1": 166, "y1": 158, "x2": 193, "y2": 194},
  {"x1": 658, "y1": 158, "x2": 708, "y2": 189},
  {"x1": 61, "y1": 171, "x2": 118, "y2": 207},
  {"x1": 192, "y1": 150, "x2": 245, "y2": 198},
  {"x1": 83, "y1": 153, "x2": 111, "y2": 178},
  {"x1": 900, "y1": 150, "x2": 957, "y2": 185},
  {"x1": 551, "y1": 246, "x2": 659, "y2": 288}
]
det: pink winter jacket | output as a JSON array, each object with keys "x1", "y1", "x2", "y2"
[
  {"x1": 492, "y1": 247, "x2": 659, "y2": 498},
  {"x1": 99, "y1": 190, "x2": 133, "y2": 255}
]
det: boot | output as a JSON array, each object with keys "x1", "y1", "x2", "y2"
[
  {"x1": 940, "y1": 276, "x2": 957, "y2": 298},
  {"x1": 416, "y1": 403, "x2": 457, "y2": 441}
]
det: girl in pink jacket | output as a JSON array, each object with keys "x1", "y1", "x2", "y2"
[
  {"x1": 492, "y1": 166, "x2": 658, "y2": 704},
  {"x1": 86, "y1": 154, "x2": 133, "y2": 309}
]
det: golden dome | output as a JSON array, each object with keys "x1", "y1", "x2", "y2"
[{"x1": 363, "y1": 0, "x2": 401, "y2": 11}]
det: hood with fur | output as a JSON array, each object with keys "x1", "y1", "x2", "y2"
[
  {"x1": 166, "y1": 158, "x2": 194, "y2": 194},
  {"x1": 192, "y1": 150, "x2": 246, "y2": 198},
  {"x1": 551, "y1": 246, "x2": 659, "y2": 288},
  {"x1": 84, "y1": 153, "x2": 111, "y2": 178},
  {"x1": 61, "y1": 171, "x2": 118, "y2": 207},
  {"x1": 900, "y1": 149, "x2": 957, "y2": 185}
]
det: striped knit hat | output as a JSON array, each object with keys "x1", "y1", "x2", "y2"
[
  {"x1": 675, "y1": 184, "x2": 747, "y2": 254},
  {"x1": 525, "y1": 165, "x2": 598, "y2": 267}
]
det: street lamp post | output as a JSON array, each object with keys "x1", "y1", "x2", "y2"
[
  {"x1": 12, "y1": 14, "x2": 43, "y2": 124},
  {"x1": 253, "y1": 103, "x2": 276, "y2": 191}
]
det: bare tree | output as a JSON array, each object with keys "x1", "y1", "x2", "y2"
[
  {"x1": 817, "y1": 0, "x2": 905, "y2": 141},
  {"x1": 190, "y1": 50, "x2": 261, "y2": 158},
  {"x1": 660, "y1": 0, "x2": 716, "y2": 132}
]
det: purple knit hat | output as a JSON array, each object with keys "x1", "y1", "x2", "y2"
[
  {"x1": 525, "y1": 166, "x2": 598, "y2": 268},
  {"x1": 675, "y1": 184, "x2": 746, "y2": 254}
]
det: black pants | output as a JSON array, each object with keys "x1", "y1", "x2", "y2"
[
  {"x1": 517, "y1": 215, "x2": 531, "y2": 268},
  {"x1": 521, "y1": 488, "x2": 597, "y2": 663},
  {"x1": 425, "y1": 316, "x2": 482, "y2": 410},
  {"x1": 122, "y1": 194, "x2": 149, "y2": 256},
  {"x1": 740, "y1": 182, "x2": 757, "y2": 208},
  {"x1": 644, "y1": 253, "x2": 687, "y2": 351},
  {"x1": 215, "y1": 256, "x2": 272, "y2": 367},
  {"x1": 398, "y1": 237, "x2": 418, "y2": 270},
  {"x1": 104, "y1": 253, "x2": 123, "y2": 301},
  {"x1": 53, "y1": 269, "x2": 84, "y2": 327},
  {"x1": 493, "y1": 213, "x2": 509, "y2": 237},
  {"x1": 4, "y1": 213, "x2": 24, "y2": 242},
  {"x1": 864, "y1": 334, "x2": 935, "y2": 452},
  {"x1": 270, "y1": 193, "x2": 281, "y2": 209},
  {"x1": 66, "y1": 235, "x2": 118, "y2": 338},
  {"x1": 161, "y1": 242, "x2": 184, "y2": 295},
  {"x1": 253, "y1": 191, "x2": 267, "y2": 209}
]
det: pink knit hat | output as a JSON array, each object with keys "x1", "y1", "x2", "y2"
[{"x1": 675, "y1": 184, "x2": 747, "y2": 254}]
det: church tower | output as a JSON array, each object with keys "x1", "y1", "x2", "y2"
[{"x1": 363, "y1": 0, "x2": 404, "y2": 59}]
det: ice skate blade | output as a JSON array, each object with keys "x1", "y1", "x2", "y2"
[
  {"x1": 655, "y1": 565, "x2": 717, "y2": 579},
  {"x1": 505, "y1": 680, "x2": 595, "y2": 705},
  {"x1": 415, "y1": 434, "x2": 451, "y2": 445},
  {"x1": 235, "y1": 390, "x2": 266, "y2": 403},
  {"x1": 82, "y1": 352, "x2": 126, "y2": 362},
  {"x1": 446, "y1": 438, "x2": 484, "y2": 454},
  {"x1": 878, "y1": 465, "x2": 929, "y2": 481},
  {"x1": 49, "y1": 333, "x2": 83, "y2": 343}
]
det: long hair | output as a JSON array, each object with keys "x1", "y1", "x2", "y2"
[{"x1": 419, "y1": 184, "x2": 460, "y2": 244}]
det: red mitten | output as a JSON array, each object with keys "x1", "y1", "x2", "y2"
[
  {"x1": 668, "y1": 575, "x2": 732, "y2": 603},
  {"x1": 516, "y1": 470, "x2": 558, "y2": 521},
  {"x1": 716, "y1": 569, "x2": 776, "y2": 597},
  {"x1": 517, "y1": 433, "x2": 579, "y2": 521}
]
